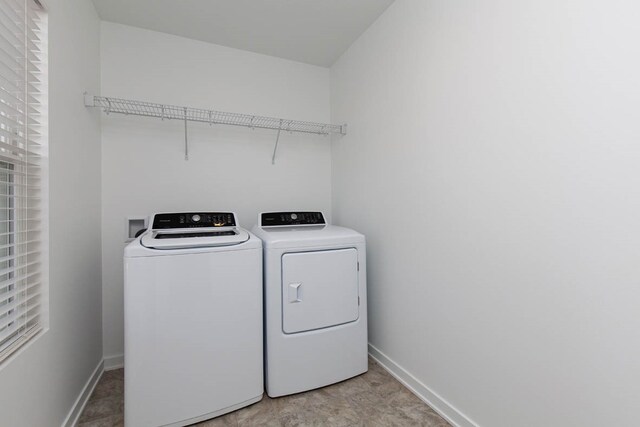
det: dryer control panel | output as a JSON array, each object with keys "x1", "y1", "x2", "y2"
[
  {"x1": 152, "y1": 212, "x2": 236, "y2": 229},
  {"x1": 261, "y1": 212, "x2": 325, "y2": 227}
]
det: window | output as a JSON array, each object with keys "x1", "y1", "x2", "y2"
[{"x1": 0, "y1": 0, "x2": 47, "y2": 364}]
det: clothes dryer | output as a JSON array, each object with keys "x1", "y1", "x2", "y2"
[{"x1": 252, "y1": 211, "x2": 367, "y2": 397}]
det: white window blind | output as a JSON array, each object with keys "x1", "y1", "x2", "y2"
[{"x1": 0, "y1": 0, "x2": 46, "y2": 364}]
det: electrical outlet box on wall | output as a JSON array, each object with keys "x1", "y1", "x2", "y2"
[{"x1": 125, "y1": 216, "x2": 149, "y2": 242}]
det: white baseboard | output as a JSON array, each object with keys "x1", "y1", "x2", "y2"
[
  {"x1": 368, "y1": 344, "x2": 479, "y2": 427},
  {"x1": 62, "y1": 358, "x2": 104, "y2": 427},
  {"x1": 104, "y1": 354, "x2": 124, "y2": 370}
]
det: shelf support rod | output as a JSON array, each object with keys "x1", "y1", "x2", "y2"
[
  {"x1": 272, "y1": 119, "x2": 283, "y2": 165},
  {"x1": 184, "y1": 107, "x2": 189, "y2": 161}
]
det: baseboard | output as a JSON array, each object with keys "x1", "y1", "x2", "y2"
[
  {"x1": 61, "y1": 358, "x2": 104, "y2": 427},
  {"x1": 368, "y1": 344, "x2": 479, "y2": 427},
  {"x1": 104, "y1": 353, "x2": 124, "y2": 370}
]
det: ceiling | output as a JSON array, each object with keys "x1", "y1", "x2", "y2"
[{"x1": 91, "y1": 0, "x2": 395, "y2": 67}]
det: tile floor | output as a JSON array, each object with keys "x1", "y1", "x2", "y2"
[{"x1": 77, "y1": 358, "x2": 450, "y2": 426}]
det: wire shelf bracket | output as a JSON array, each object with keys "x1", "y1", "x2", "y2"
[{"x1": 84, "y1": 93, "x2": 347, "y2": 163}]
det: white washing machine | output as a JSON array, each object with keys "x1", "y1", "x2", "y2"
[
  {"x1": 124, "y1": 212, "x2": 263, "y2": 427},
  {"x1": 252, "y1": 211, "x2": 367, "y2": 397}
]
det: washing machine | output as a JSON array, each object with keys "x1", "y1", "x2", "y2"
[
  {"x1": 252, "y1": 211, "x2": 367, "y2": 397},
  {"x1": 124, "y1": 212, "x2": 263, "y2": 427}
]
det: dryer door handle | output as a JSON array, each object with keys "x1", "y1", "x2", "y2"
[{"x1": 288, "y1": 282, "x2": 302, "y2": 303}]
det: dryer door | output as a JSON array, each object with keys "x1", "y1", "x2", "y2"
[{"x1": 282, "y1": 248, "x2": 359, "y2": 334}]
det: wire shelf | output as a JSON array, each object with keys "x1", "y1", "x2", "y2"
[{"x1": 85, "y1": 94, "x2": 346, "y2": 136}]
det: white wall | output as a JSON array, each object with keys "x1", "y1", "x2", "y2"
[
  {"x1": 0, "y1": 0, "x2": 103, "y2": 425},
  {"x1": 331, "y1": 1, "x2": 640, "y2": 426},
  {"x1": 100, "y1": 22, "x2": 332, "y2": 360}
]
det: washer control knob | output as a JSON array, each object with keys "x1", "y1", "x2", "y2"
[
  {"x1": 191, "y1": 214, "x2": 201, "y2": 223},
  {"x1": 291, "y1": 213, "x2": 298, "y2": 220}
]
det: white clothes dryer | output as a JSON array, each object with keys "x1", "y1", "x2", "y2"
[
  {"x1": 124, "y1": 212, "x2": 263, "y2": 427},
  {"x1": 252, "y1": 212, "x2": 367, "y2": 397}
]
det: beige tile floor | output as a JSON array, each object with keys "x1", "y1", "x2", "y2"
[{"x1": 78, "y1": 358, "x2": 450, "y2": 426}]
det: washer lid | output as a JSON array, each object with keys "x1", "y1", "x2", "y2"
[
  {"x1": 140, "y1": 212, "x2": 250, "y2": 249},
  {"x1": 140, "y1": 228, "x2": 250, "y2": 249}
]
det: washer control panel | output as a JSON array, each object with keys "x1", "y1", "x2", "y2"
[
  {"x1": 261, "y1": 212, "x2": 325, "y2": 227},
  {"x1": 152, "y1": 212, "x2": 236, "y2": 229}
]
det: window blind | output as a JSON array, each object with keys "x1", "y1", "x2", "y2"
[{"x1": 0, "y1": 0, "x2": 46, "y2": 364}]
